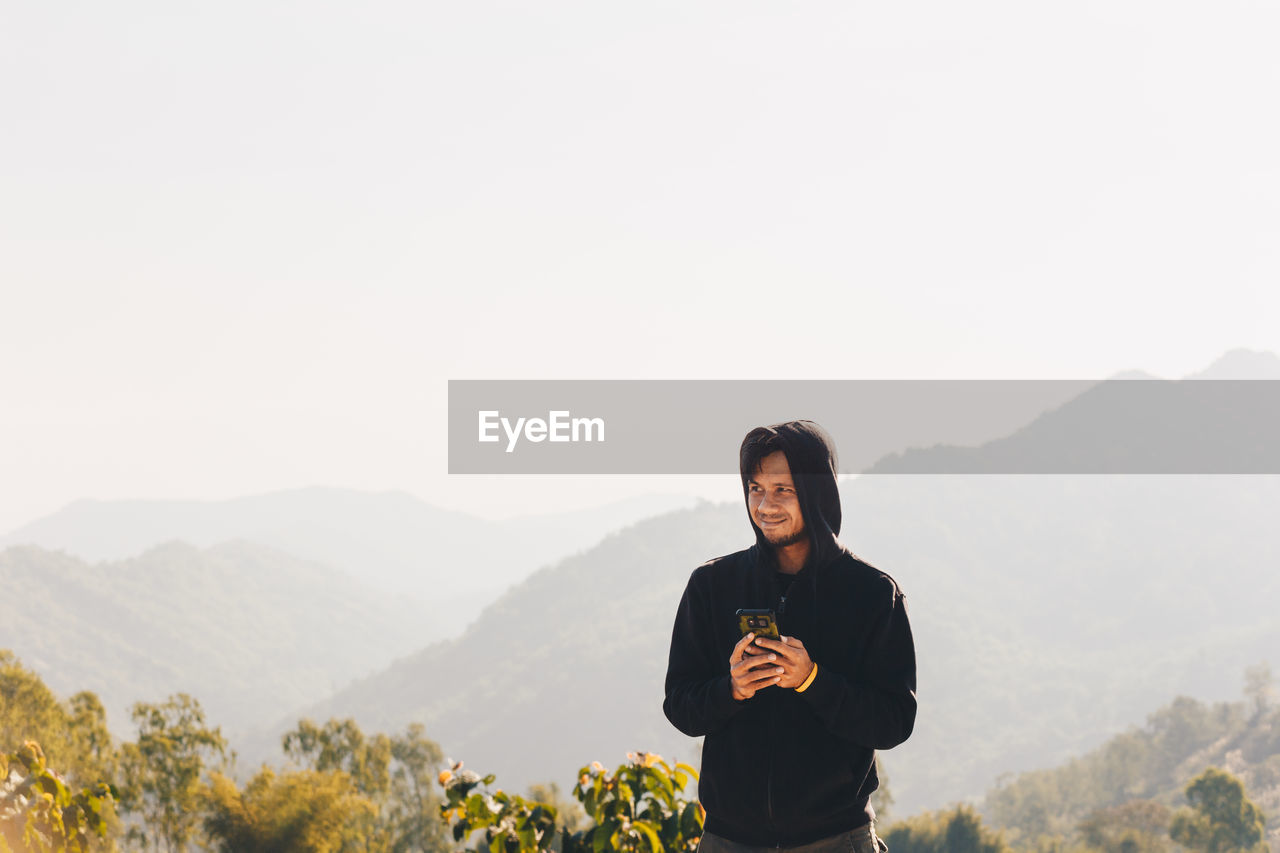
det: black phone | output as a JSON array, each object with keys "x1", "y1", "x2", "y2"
[{"x1": 736, "y1": 608, "x2": 781, "y2": 641}]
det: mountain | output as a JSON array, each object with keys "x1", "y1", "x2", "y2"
[
  {"x1": 272, "y1": 476, "x2": 1280, "y2": 818},
  {"x1": 0, "y1": 540, "x2": 432, "y2": 738},
  {"x1": 982, "y1": 687, "x2": 1280, "y2": 850},
  {"x1": 248, "y1": 501, "x2": 745, "y2": 775},
  {"x1": 0, "y1": 488, "x2": 694, "y2": 637},
  {"x1": 865, "y1": 350, "x2": 1280, "y2": 474},
  {"x1": 1187, "y1": 347, "x2": 1280, "y2": 379},
  {"x1": 11, "y1": 350, "x2": 1278, "y2": 817}
]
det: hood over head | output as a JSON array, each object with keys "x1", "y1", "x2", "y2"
[{"x1": 739, "y1": 419, "x2": 843, "y2": 570}]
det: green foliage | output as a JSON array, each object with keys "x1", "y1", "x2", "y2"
[
  {"x1": 62, "y1": 695, "x2": 114, "y2": 798},
  {"x1": 284, "y1": 717, "x2": 449, "y2": 852},
  {"x1": 385, "y1": 723, "x2": 450, "y2": 853},
  {"x1": 438, "y1": 752, "x2": 701, "y2": 853},
  {"x1": 201, "y1": 767, "x2": 377, "y2": 852},
  {"x1": 3, "y1": 651, "x2": 458, "y2": 852},
  {"x1": 0, "y1": 652, "x2": 66, "y2": 761},
  {"x1": 0, "y1": 740, "x2": 116, "y2": 853},
  {"x1": 1168, "y1": 767, "x2": 1265, "y2": 853},
  {"x1": 882, "y1": 805, "x2": 1010, "y2": 853},
  {"x1": 1, "y1": 651, "x2": 116, "y2": 793},
  {"x1": 524, "y1": 781, "x2": 589, "y2": 844},
  {"x1": 566, "y1": 752, "x2": 702, "y2": 853},
  {"x1": 438, "y1": 763, "x2": 556, "y2": 853},
  {"x1": 284, "y1": 718, "x2": 392, "y2": 800},
  {"x1": 117, "y1": 694, "x2": 227, "y2": 852}
]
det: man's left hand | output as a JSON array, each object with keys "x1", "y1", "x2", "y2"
[{"x1": 749, "y1": 635, "x2": 815, "y2": 690}]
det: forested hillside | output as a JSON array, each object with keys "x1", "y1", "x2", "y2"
[
  {"x1": 983, "y1": 676, "x2": 1279, "y2": 851},
  {"x1": 283, "y1": 476, "x2": 1280, "y2": 817},
  {"x1": 1, "y1": 651, "x2": 453, "y2": 851},
  {"x1": 5, "y1": 646, "x2": 1273, "y2": 852},
  {"x1": 0, "y1": 540, "x2": 429, "y2": 736}
]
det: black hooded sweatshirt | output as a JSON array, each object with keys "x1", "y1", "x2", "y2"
[{"x1": 662, "y1": 421, "x2": 917, "y2": 846}]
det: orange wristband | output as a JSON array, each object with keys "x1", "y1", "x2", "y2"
[{"x1": 794, "y1": 663, "x2": 818, "y2": 693}]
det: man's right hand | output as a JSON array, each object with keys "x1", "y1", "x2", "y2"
[{"x1": 729, "y1": 632, "x2": 785, "y2": 701}]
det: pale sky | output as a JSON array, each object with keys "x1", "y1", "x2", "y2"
[{"x1": 3, "y1": 2, "x2": 1278, "y2": 533}]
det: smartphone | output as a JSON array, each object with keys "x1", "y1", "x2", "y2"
[{"x1": 736, "y1": 608, "x2": 781, "y2": 641}]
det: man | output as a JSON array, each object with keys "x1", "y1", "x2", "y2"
[{"x1": 663, "y1": 420, "x2": 916, "y2": 853}]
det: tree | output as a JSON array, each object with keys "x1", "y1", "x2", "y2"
[
  {"x1": 1079, "y1": 799, "x2": 1171, "y2": 853},
  {"x1": 63, "y1": 693, "x2": 114, "y2": 793},
  {"x1": 1, "y1": 651, "x2": 116, "y2": 791},
  {"x1": 385, "y1": 723, "x2": 449, "y2": 853},
  {"x1": 881, "y1": 805, "x2": 1010, "y2": 853},
  {"x1": 284, "y1": 717, "x2": 450, "y2": 852},
  {"x1": 117, "y1": 694, "x2": 227, "y2": 852},
  {"x1": 1, "y1": 651, "x2": 66, "y2": 760},
  {"x1": 1242, "y1": 664, "x2": 1276, "y2": 719},
  {"x1": 283, "y1": 718, "x2": 391, "y2": 800},
  {"x1": 945, "y1": 807, "x2": 993, "y2": 853},
  {"x1": 0, "y1": 740, "x2": 116, "y2": 853},
  {"x1": 202, "y1": 767, "x2": 377, "y2": 852},
  {"x1": 1168, "y1": 767, "x2": 1265, "y2": 853}
]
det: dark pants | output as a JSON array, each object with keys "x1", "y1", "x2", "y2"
[{"x1": 696, "y1": 824, "x2": 887, "y2": 853}]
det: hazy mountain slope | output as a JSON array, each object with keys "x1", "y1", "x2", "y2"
[
  {"x1": 0, "y1": 540, "x2": 430, "y2": 738},
  {"x1": 838, "y1": 474, "x2": 1280, "y2": 811},
  {"x1": 280, "y1": 477, "x2": 1280, "y2": 818},
  {"x1": 868, "y1": 349, "x2": 1280, "y2": 475},
  {"x1": 1, "y1": 488, "x2": 694, "y2": 636},
  {"x1": 981, "y1": 688, "x2": 1280, "y2": 850},
  {"x1": 1186, "y1": 347, "x2": 1280, "y2": 379},
  {"x1": 257, "y1": 502, "x2": 745, "y2": 776}
]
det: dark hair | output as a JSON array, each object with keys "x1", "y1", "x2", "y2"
[
  {"x1": 739, "y1": 425, "x2": 789, "y2": 484},
  {"x1": 739, "y1": 421, "x2": 840, "y2": 488},
  {"x1": 738, "y1": 420, "x2": 843, "y2": 566}
]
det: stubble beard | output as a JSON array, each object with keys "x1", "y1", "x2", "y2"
[{"x1": 763, "y1": 526, "x2": 807, "y2": 549}]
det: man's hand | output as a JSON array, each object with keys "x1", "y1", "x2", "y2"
[
  {"x1": 749, "y1": 635, "x2": 815, "y2": 690},
  {"x1": 729, "y1": 632, "x2": 785, "y2": 701}
]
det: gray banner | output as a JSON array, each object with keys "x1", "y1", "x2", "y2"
[{"x1": 447, "y1": 380, "x2": 1280, "y2": 474}]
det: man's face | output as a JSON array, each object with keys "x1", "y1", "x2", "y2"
[{"x1": 747, "y1": 450, "x2": 807, "y2": 549}]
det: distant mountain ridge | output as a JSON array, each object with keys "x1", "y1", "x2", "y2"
[
  {"x1": 866, "y1": 348, "x2": 1280, "y2": 474},
  {"x1": 274, "y1": 475, "x2": 1280, "y2": 818},
  {"x1": 9, "y1": 349, "x2": 1279, "y2": 820},
  {"x1": 0, "y1": 488, "x2": 694, "y2": 637},
  {"x1": 1185, "y1": 348, "x2": 1280, "y2": 379}
]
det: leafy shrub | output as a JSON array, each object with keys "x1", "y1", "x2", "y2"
[
  {"x1": 0, "y1": 741, "x2": 115, "y2": 853},
  {"x1": 438, "y1": 751, "x2": 702, "y2": 853}
]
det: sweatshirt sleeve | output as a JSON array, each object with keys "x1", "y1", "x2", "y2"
[
  {"x1": 663, "y1": 570, "x2": 747, "y2": 737},
  {"x1": 796, "y1": 588, "x2": 917, "y2": 750}
]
